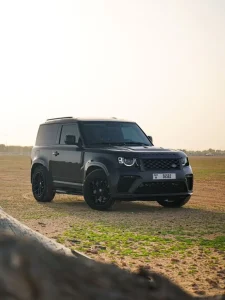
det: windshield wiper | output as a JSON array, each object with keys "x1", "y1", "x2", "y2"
[
  {"x1": 89, "y1": 142, "x2": 124, "y2": 146},
  {"x1": 89, "y1": 141, "x2": 150, "y2": 146},
  {"x1": 123, "y1": 141, "x2": 150, "y2": 146}
]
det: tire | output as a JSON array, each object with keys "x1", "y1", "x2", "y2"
[
  {"x1": 32, "y1": 165, "x2": 55, "y2": 202},
  {"x1": 157, "y1": 196, "x2": 191, "y2": 208},
  {"x1": 83, "y1": 169, "x2": 115, "y2": 211}
]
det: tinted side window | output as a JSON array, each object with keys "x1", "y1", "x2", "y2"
[
  {"x1": 60, "y1": 124, "x2": 80, "y2": 145},
  {"x1": 35, "y1": 124, "x2": 59, "y2": 146}
]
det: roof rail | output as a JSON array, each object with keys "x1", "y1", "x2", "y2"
[{"x1": 46, "y1": 116, "x2": 73, "y2": 121}]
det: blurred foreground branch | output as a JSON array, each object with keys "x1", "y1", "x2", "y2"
[{"x1": 0, "y1": 234, "x2": 224, "y2": 300}]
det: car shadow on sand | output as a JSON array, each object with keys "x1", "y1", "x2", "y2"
[
  {"x1": 42, "y1": 199, "x2": 225, "y2": 238},
  {"x1": 44, "y1": 198, "x2": 225, "y2": 222}
]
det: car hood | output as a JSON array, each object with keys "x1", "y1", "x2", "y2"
[{"x1": 87, "y1": 145, "x2": 185, "y2": 157}]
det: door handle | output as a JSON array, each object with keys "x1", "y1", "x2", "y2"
[{"x1": 52, "y1": 151, "x2": 59, "y2": 156}]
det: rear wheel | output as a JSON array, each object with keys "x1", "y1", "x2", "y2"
[
  {"x1": 32, "y1": 166, "x2": 55, "y2": 202},
  {"x1": 157, "y1": 196, "x2": 191, "y2": 208},
  {"x1": 83, "y1": 170, "x2": 115, "y2": 211}
]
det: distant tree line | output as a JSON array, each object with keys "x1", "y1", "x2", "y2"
[
  {"x1": 0, "y1": 144, "x2": 225, "y2": 156},
  {"x1": 0, "y1": 144, "x2": 32, "y2": 155},
  {"x1": 179, "y1": 148, "x2": 225, "y2": 156}
]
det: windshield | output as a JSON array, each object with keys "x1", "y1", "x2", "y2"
[{"x1": 79, "y1": 121, "x2": 152, "y2": 146}]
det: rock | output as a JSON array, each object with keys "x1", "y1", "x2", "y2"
[
  {"x1": 98, "y1": 246, "x2": 106, "y2": 250},
  {"x1": 206, "y1": 278, "x2": 218, "y2": 288},
  {"x1": 68, "y1": 239, "x2": 80, "y2": 244},
  {"x1": 195, "y1": 290, "x2": 206, "y2": 296}
]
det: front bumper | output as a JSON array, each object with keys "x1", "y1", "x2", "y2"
[{"x1": 110, "y1": 166, "x2": 193, "y2": 201}]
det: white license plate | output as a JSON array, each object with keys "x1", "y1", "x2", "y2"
[{"x1": 153, "y1": 173, "x2": 176, "y2": 180}]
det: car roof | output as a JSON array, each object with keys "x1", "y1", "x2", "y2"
[{"x1": 42, "y1": 117, "x2": 134, "y2": 125}]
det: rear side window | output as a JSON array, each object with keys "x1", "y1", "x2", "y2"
[
  {"x1": 35, "y1": 124, "x2": 59, "y2": 146},
  {"x1": 60, "y1": 123, "x2": 80, "y2": 145}
]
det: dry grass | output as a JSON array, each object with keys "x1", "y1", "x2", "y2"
[{"x1": 0, "y1": 155, "x2": 224, "y2": 296}]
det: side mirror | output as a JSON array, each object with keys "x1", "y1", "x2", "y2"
[
  {"x1": 147, "y1": 136, "x2": 153, "y2": 143},
  {"x1": 65, "y1": 135, "x2": 76, "y2": 145}
]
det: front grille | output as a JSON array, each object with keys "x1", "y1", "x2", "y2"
[
  {"x1": 135, "y1": 181, "x2": 187, "y2": 194},
  {"x1": 142, "y1": 158, "x2": 180, "y2": 170},
  {"x1": 117, "y1": 176, "x2": 137, "y2": 193}
]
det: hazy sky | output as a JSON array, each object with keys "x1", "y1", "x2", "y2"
[{"x1": 0, "y1": 0, "x2": 225, "y2": 150}]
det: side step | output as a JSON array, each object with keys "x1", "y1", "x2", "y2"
[{"x1": 55, "y1": 190, "x2": 83, "y2": 196}]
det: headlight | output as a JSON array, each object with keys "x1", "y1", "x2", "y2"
[
  {"x1": 118, "y1": 157, "x2": 137, "y2": 167},
  {"x1": 181, "y1": 157, "x2": 189, "y2": 167}
]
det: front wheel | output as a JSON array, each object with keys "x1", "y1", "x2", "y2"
[
  {"x1": 32, "y1": 166, "x2": 55, "y2": 202},
  {"x1": 83, "y1": 170, "x2": 115, "y2": 211},
  {"x1": 157, "y1": 196, "x2": 191, "y2": 208}
]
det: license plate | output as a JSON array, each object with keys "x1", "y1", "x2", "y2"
[{"x1": 153, "y1": 173, "x2": 176, "y2": 180}]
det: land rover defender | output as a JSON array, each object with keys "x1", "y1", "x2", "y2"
[{"x1": 31, "y1": 117, "x2": 193, "y2": 210}]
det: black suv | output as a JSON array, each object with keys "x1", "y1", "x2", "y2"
[{"x1": 31, "y1": 117, "x2": 193, "y2": 210}]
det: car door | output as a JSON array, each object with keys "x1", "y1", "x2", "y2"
[{"x1": 50, "y1": 123, "x2": 83, "y2": 186}]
